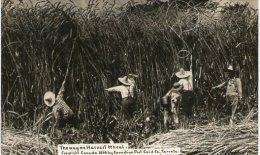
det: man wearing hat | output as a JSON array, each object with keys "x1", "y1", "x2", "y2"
[
  {"x1": 105, "y1": 75, "x2": 137, "y2": 120},
  {"x1": 212, "y1": 65, "x2": 242, "y2": 127},
  {"x1": 44, "y1": 81, "x2": 74, "y2": 130},
  {"x1": 175, "y1": 68, "x2": 193, "y2": 120},
  {"x1": 162, "y1": 82, "x2": 182, "y2": 131}
]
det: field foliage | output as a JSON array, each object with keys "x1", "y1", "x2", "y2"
[{"x1": 1, "y1": 0, "x2": 258, "y2": 145}]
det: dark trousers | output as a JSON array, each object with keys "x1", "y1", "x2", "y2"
[
  {"x1": 121, "y1": 97, "x2": 135, "y2": 120},
  {"x1": 58, "y1": 115, "x2": 78, "y2": 129},
  {"x1": 181, "y1": 91, "x2": 193, "y2": 118}
]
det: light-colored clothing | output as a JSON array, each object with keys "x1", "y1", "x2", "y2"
[
  {"x1": 170, "y1": 90, "x2": 180, "y2": 125},
  {"x1": 53, "y1": 96, "x2": 74, "y2": 120},
  {"x1": 226, "y1": 94, "x2": 239, "y2": 126},
  {"x1": 162, "y1": 89, "x2": 181, "y2": 130},
  {"x1": 107, "y1": 84, "x2": 136, "y2": 120},
  {"x1": 162, "y1": 89, "x2": 181, "y2": 105},
  {"x1": 214, "y1": 77, "x2": 242, "y2": 126},
  {"x1": 128, "y1": 78, "x2": 136, "y2": 98},
  {"x1": 129, "y1": 84, "x2": 135, "y2": 98},
  {"x1": 227, "y1": 78, "x2": 242, "y2": 97},
  {"x1": 178, "y1": 79, "x2": 193, "y2": 91},
  {"x1": 52, "y1": 82, "x2": 74, "y2": 128},
  {"x1": 170, "y1": 91, "x2": 181, "y2": 103},
  {"x1": 226, "y1": 95, "x2": 239, "y2": 106},
  {"x1": 163, "y1": 89, "x2": 181, "y2": 102},
  {"x1": 107, "y1": 85, "x2": 131, "y2": 99},
  {"x1": 215, "y1": 78, "x2": 242, "y2": 97}
]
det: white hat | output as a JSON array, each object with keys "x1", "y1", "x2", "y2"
[
  {"x1": 118, "y1": 76, "x2": 132, "y2": 86},
  {"x1": 224, "y1": 65, "x2": 236, "y2": 72},
  {"x1": 227, "y1": 65, "x2": 233, "y2": 70},
  {"x1": 44, "y1": 91, "x2": 55, "y2": 107},
  {"x1": 175, "y1": 68, "x2": 192, "y2": 78}
]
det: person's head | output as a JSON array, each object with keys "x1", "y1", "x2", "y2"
[
  {"x1": 226, "y1": 71, "x2": 235, "y2": 78},
  {"x1": 128, "y1": 73, "x2": 138, "y2": 84},
  {"x1": 44, "y1": 91, "x2": 56, "y2": 107},
  {"x1": 224, "y1": 65, "x2": 237, "y2": 78},
  {"x1": 118, "y1": 76, "x2": 132, "y2": 86}
]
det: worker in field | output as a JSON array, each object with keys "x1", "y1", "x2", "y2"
[
  {"x1": 43, "y1": 81, "x2": 76, "y2": 133},
  {"x1": 175, "y1": 68, "x2": 193, "y2": 120},
  {"x1": 161, "y1": 82, "x2": 182, "y2": 131},
  {"x1": 105, "y1": 74, "x2": 138, "y2": 120},
  {"x1": 211, "y1": 65, "x2": 242, "y2": 127}
]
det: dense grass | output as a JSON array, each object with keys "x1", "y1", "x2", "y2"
[{"x1": 1, "y1": 0, "x2": 257, "y2": 145}]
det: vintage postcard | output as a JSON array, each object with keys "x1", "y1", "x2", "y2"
[{"x1": 1, "y1": 0, "x2": 258, "y2": 154}]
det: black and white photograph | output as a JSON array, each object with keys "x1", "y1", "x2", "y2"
[{"x1": 1, "y1": 0, "x2": 258, "y2": 154}]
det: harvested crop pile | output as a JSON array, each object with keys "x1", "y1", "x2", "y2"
[
  {"x1": 1, "y1": 129, "x2": 56, "y2": 155},
  {"x1": 140, "y1": 121, "x2": 257, "y2": 154}
]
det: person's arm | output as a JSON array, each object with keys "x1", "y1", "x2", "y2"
[
  {"x1": 105, "y1": 86, "x2": 123, "y2": 92},
  {"x1": 53, "y1": 107, "x2": 61, "y2": 129},
  {"x1": 166, "y1": 88, "x2": 174, "y2": 97},
  {"x1": 129, "y1": 84, "x2": 135, "y2": 98},
  {"x1": 178, "y1": 80, "x2": 183, "y2": 87},
  {"x1": 57, "y1": 81, "x2": 65, "y2": 98},
  {"x1": 161, "y1": 88, "x2": 173, "y2": 104},
  {"x1": 236, "y1": 78, "x2": 242, "y2": 98},
  {"x1": 212, "y1": 81, "x2": 227, "y2": 89}
]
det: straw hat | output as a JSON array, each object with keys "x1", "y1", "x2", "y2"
[
  {"x1": 44, "y1": 91, "x2": 56, "y2": 107},
  {"x1": 128, "y1": 73, "x2": 139, "y2": 78},
  {"x1": 175, "y1": 68, "x2": 192, "y2": 79},
  {"x1": 224, "y1": 65, "x2": 237, "y2": 73},
  {"x1": 118, "y1": 76, "x2": 132, "y2": 86},
  {"x1": 172, "y1": 82, "x2": 182, "y2": 91}
]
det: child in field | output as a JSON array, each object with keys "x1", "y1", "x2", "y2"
[
  {"x1": 162, "y1": 82, "x2": 182, "y2": 131},
  {"x1": 212, "y1": 65, "x2": 242, "y2": 127}
]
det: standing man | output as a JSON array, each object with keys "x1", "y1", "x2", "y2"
[
  {"x1": 175, "y1": 68, "x2": 193, "y2": 121},
  {"x1": 212, "y1": 65, "x2": 242, "y2": 127},
  {"x1": 105, "y1": 75, "x2": 137, "y2": 120},
  {"x1": 44, "y1": 81, "x2": 75, "y2": 132}
]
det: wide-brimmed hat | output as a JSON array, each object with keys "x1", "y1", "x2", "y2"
[
  {"x1": 128, "y1": 73, "x2": 139, "y2": 78},
  {"x1": 44, "y1": 91, "x2": 55, "y2": 107},
  {"x1": 224, "y1": 65, "x2": 237, "y2": 73},
  {"x1": 118, "y1": 76, "x2": 132, "y2": 86},
  {"x1": 172, "y1": 82, "x2": 182, "y2": 91},
  {"x1": 175, "y1": 68, "x2": 192, "y2": 79}
]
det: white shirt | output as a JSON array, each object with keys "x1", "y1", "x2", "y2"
[
  {"x1": 170, "y1": 92, "x2": 181, "y2": 102},
  {"x1": 107, "y1": 85, "x2": 131, "y2": 99},
  {"x1": 178, "y1": 79, "x2": 193, "y2": 91}
]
